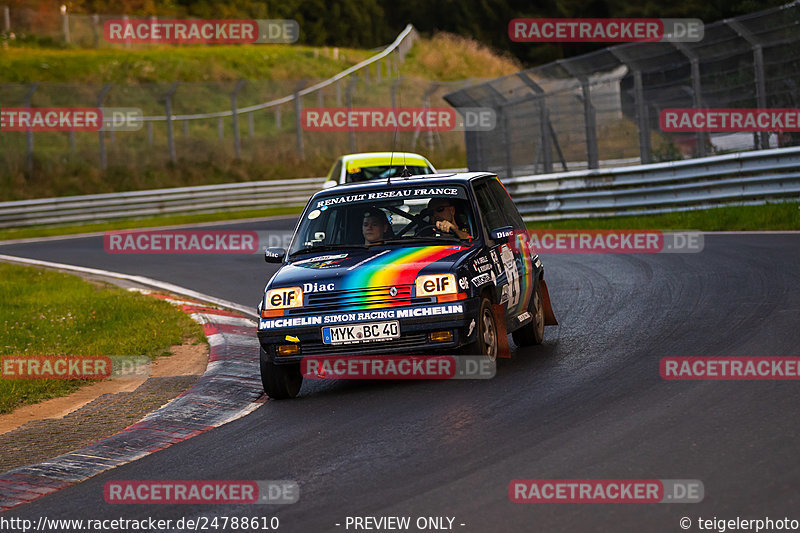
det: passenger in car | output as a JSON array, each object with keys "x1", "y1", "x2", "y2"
[
  {"x1": 362, "y1": 208, "x2": 392, "y2": 245},
  {"x1": 426, "y1": 198, "x2": 472, "y2": 240}
]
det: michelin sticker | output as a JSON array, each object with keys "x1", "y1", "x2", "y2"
[
  {"x1": 471, "y1": 273, "x2": 491, "y2": 286},
  {"x1": 258, "y1": 303, "x2": 465, "y2": 330},
  {"x1": 308, "y1": 209, "x2": 321, "y2": 220}
]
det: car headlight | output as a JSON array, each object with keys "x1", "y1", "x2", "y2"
[
  {"x1": 415, "y1": 274, "x2": 457, "y2": 297},
  {"x1": 262, "y1": 286, "x2": 303, "y2": 317}
]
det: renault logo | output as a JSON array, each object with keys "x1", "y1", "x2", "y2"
[{"x1": 389, "y1": 286, "x2": 398, "y2": 297}]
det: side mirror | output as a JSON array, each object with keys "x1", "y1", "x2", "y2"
[
  {"x1": 264, "y1": 247, "x2": 286, "y2": 263},
  {"x1": 322, "y1": 180, "x2": 337, "y2": 189},
  {"x1": 490, "y1": 226, "x2": 514, "y2": 242}
]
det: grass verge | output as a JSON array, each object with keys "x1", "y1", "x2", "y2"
[
  {"x1": 528, "y1": 202, "x2": 800, "y2": 231},
  {"x1": 0, "y1": 205, "x2": 303, "y2": 242},
  {"x1": 0, "y1": 263, "x2": 205, "y2": 414}
]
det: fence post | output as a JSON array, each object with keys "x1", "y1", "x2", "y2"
[
  {"x1": 580, "y1": 81, "x2": 599, "y2": 168},
  {"x1": 3, "y1": 6, "x2": 9, "y2": 33},
  {"x1": 60, "y1": 5, "x2": 70, "y2": 44},
  {"x1": 317, "y1": 87, "x2": 324, "y2": 108},
  {"x1": 230, "y1": 80, "x2": 246, "y2": 159},
  {"x1": 727, "y1": 19, "x2": 769, "y2": 150},
  {"x1": 96, "y1": 84, "x2": 113, "y2": 170},
  {"x1": 122, "y1": 14, "x2": 130, "y2": 49},
  {"x1": 516, "y1": 73, "x2": 557, "y2": 173},
  {"x1": 633, "y1": 70, "x2": 652, "y2": 164},
  {"x1": 391, "y1": 77, "x2": 402, "y2": 109},
  {"x1": 23, "y1": 83, "x2": 39, "y2": 174},
  {"x1": 217, "y1": 117, "x2": 224, "y2": 140},
  {"x1": 610, "y1": 48, "x2": 652, "y2": 164},
  {"x1": 248, "y1": 113, "x2": 254, "y2": 139},
  {"x1": 558, "y1": 60, "x2": 600, "y2": 169},
  {"x1": 147, "y1": 122, "x2": 153, "y2": 146},
  {"x1": 275, "y1": 105, "x2": 281, "y2": 129},
  {"x1": 336, "y1": 79, "x2": 342, "y2": 106},
  {"x1": 294, "y1": 80, "x2": 306, "y2": 159},
  {"x1": 347, "y1": 76, "x2": 358, "y2": 153},
  {"x1": 164, "y1": 82, "x2": 179, "y2": 163},
  {"x1": 92, "y1": 14, "x2": 100, "y2": 48},
  {"x1": 673, "y1": 42, "x2": 707, "y2": 158},
  {"x1": 422, "y1": 83, "x2": 439, "y2": 151}
]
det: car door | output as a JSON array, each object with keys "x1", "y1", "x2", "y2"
[
  {"x1": 473, "y1": 177, "x2": 532, "y2": 322},
  {"x1": 472, "y1": 178, "x2": 510, "y2": 313}
]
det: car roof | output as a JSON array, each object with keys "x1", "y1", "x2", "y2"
[
  {"x1": 340, "y1": 152, "x2": 432, "y2": 167},
  {"x1": 313, "y1": 172, "x2": 495, "y2": 196}
]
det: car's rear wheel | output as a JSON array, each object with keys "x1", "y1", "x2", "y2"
[
  {"x1": 512, "y1": 283, "x2": 544, "y2": 346},
  {"x1": 260, "y1": 346, "x2": 303, "y2": 399}
]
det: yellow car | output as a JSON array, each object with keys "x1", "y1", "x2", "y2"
[{"x1": 322, "y1": 152, "x2": 436, "y2": 189}]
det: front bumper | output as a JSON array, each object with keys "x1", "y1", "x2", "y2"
[{"x1": 257, "y1": 298, "x2": 480, "y2": 364}]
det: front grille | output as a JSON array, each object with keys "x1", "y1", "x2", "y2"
[
  {"x1": 298, "y1": 333, "x2": 432, "y2": 355},
  {"x1": 287, "y1": 285, "x2": 434, "y2": 314}
]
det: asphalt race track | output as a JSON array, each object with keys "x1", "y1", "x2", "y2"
[{"x1": 1, "y1": 221, "x2": 799, "y2": 532}]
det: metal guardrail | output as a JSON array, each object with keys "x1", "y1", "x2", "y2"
[
  {"x1": 0, "y1": 177, "x2": 326, "y2": 228},
  {"x1": 504, "y1": 146, "x2": 800, "y2": 221},
  {"x1": 1, "y1": 150, "x2": 799, "y2": 228},
  {"x1": 140, "y1": 24, "x2": 418, "y2": 122}
]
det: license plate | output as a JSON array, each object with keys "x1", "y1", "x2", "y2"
[{"x1": 321, "y1": 321, "x2": 400, "y2": 345}]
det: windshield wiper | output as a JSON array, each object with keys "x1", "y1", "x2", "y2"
[{"x1": 288, "y1": 244, "x2": 364, "y2": 258}]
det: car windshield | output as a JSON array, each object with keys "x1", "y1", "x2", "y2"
[
  {"x1": 346, "y1": 165, "x2": 431, "y2": 183},
  {"x1": 289, "y1": 184, "x2": 477, "y2": 257}
]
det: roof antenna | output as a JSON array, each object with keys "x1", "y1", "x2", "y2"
[
  {"x1": 388, "y1": 123, "x2": 398, "y2": 185},
  {"x1": 388, "y1": 127, "x2": 396, "y2": 184},
  {"x1": 388, "y1": 77, "x2": 412, "y2": 182}
]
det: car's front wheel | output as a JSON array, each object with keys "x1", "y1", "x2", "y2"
[
  {"x1": 260, "y1": 346, "x2": 303, "y2": 399},
  {"x1": 462, "y1": 297, "x2": 498, "y2": 361},
  {"x1": 512, "y1": 283, "x2": 545, "y2": 346}
]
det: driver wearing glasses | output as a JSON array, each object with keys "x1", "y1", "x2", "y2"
[{"x1": 426, "y1": 198, "x2": 472, "y2": 240}]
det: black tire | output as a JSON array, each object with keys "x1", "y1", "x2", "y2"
[
  {"x1": 463, "y1": 297, "x2": 498, "y2": 361},
  {"x1": 512, "y1": 283, "x2": 545, "y2": 347},
  {"x1": 259, "y1": 346, "x2": 303, "y2": 399}
]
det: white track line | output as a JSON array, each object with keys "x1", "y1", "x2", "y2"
[
  {"x1": 0, "y1": 254, "x2": 258, "y2": 319},
  {"x1": 0, "y1": 214, "x2": 298, "y2": 245}
]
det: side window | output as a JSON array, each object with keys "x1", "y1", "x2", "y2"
[
  {"x1": 487, "y1": 178, "x2": 525, "y2": 229},
  {"x1": 473, "y1": 181, "x2": 506, "y2": 232}
]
